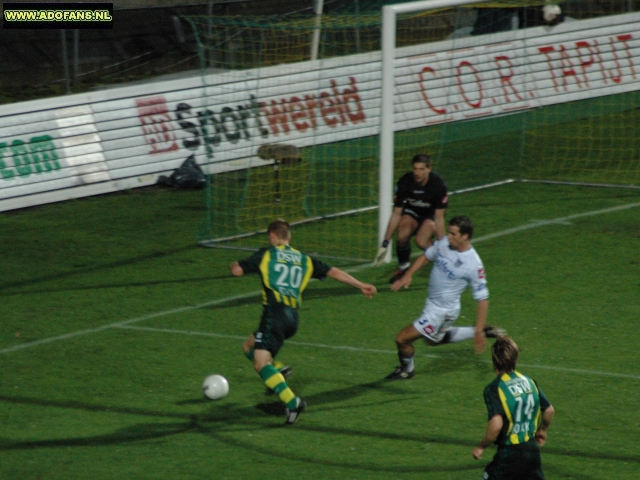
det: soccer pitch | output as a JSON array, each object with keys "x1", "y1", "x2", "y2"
[{"x1": 1, "y1": 182, "x2": 639, "y2": 480}]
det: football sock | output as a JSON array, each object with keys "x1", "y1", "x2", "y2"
[
  {"x1": 399, "y1": 352, "x2": 415, "y2": 372},
  {"x1": 244, "y1": 347, "x2": 255, "y2": 362},
  {"x1": 396, "y1": 245, "x2": 411, "y2": 267},
  {"x1": 259, "y1": 364, "x2": 297, "y2": 408},
  {"x1": 445, "y1": 327, "x2": 475, "y2": 343}
]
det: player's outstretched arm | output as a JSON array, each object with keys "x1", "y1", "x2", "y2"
[
  {"x1": 230, "y1": 261, "x2": 245, "y2": 277},
  {"x1": 391, "y1": 254, "x2": 429, "y2": 291},
  {"x1": 327, "y1": 267, "x2": 377, "y2": 298}
]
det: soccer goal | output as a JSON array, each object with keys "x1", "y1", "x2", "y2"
[
  {"x1": 379, "y1": 0, "x2": 640, "y2": 250},
  {"x1": 188, "y1": 1, "x2": 640, "y2": 261}
]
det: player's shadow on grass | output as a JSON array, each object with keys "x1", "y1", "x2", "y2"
[
  {"x1": 298, "y1": 379, "x2": 408, "y2": 406},
  {"x1": 194, "y1": 410, "x2": 632, "y2": 476},
  {"x1": 0, "y1": 394, "x2": 191, "y2": 420},
  {"x1": 0, "y1": 244, "x2": 201, "y2": 293},
  {"x1": 0, "y1": 274, "x2": 234, "y2": 297},
  {"x1": 1, "y1": 393, "x2": 637, "y2": 475},
  {"x1": 0, "y1": 420, "x2": 195, "y2": 450},
  {"x1": 419, "y1": 348, "x2": 493, "y2": 378},
  {"x1": 254, "y1": 379, "x2": 413, "y2": 418}
]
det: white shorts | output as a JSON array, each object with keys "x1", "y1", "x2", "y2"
[{"x1": 412, "y1": 299, "x2": 461, "y2": 343}]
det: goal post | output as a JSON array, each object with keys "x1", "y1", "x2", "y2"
[{"x1": 379, "y1": 0, "x2": 488, "y2": 263}]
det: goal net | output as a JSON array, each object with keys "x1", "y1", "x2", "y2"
[{"x1": 185, "y1": 0, "x2": 640, "y2": 261}]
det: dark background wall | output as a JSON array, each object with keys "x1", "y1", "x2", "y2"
[
  {"x1": 0, "y1": 0, "x2": 319, "y2": 104},
  {"x1": 1, "y1": 0, "x2": 637, "y2": 104}
]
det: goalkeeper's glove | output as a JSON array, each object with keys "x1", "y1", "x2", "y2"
[{"x1": 374, "y1": 240, "x2": 390, "y2": 266}]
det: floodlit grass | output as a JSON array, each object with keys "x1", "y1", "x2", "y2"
[{"x1": 1, "y1": 183, "x2": 640, "y2": 480}]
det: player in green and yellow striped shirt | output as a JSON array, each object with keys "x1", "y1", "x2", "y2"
[
  {"x1": 230, "y1": 219, "x2": 377, "y2": 425},
  {"x1": 473, "y1": 336, "x2": 555, "y2": 479}
]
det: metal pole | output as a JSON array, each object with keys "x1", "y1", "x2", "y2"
[
  {"x1": 208, "y1": 0, "x2": 214, "y2": 68},
  {"x1": 378, "y1": 6, "x2": 395, "y2": 260},
  {"x1": 355, "y1": 0, "x2": 360, "y2": 53},
  {"x1": 60, "y1": 29, "x2": 71, "y2": 94},
  {"x1": 73, "y1": 29, "x2": 79, "y2": 85},
  {"x1": 310, "y1": 0, "x2": 324, "y2": 61}
]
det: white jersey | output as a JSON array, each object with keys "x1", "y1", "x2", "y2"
[{"x1": 424, "y1": 237, "x2": 489, "y2": 309}]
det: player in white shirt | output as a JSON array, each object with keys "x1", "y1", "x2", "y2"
[{"x1": 386, "y1": 215, "x2": 505, "y2": 380}]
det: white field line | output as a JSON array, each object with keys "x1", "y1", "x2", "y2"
[
  {"x1": 3, "y1": 199, "x2": 640, "y2": 374},
  {"x1": 0, "y1": 291, "x2": 261, "y2": 354},
  {"x1": 116, "y1": 325, "x2": 640, "y2": 381},
  {"x1": 473, "y1": 201, "x2": 640, "y2": 242}
]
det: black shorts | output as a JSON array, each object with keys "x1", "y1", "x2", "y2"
[
  {"x1": 483, "y1": 442, "x2": 545, "y2": 480},
  {"x1": 402, "y1": 208, "x2": 435, "y2": 232},
  {"x1": 253, "y1": 304, "x2": 299, "y2": 357}
]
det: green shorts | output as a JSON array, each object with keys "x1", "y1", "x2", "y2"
[
  {"x1": 483, "y1": 441, "x2": 545, "y2": 480},
  {"x1": 254, "y1": 304, "x2": 299, "y2": 357}
]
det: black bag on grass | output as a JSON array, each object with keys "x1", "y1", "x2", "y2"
[{"x1": 158, "y1": 155, "x2": 206, "y2": 189}]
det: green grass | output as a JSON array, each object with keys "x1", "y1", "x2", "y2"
[{"x1": 1, "y1": 182, "x2": 640, "y2": 479}]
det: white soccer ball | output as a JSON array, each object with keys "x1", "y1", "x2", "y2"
[
  {"x1": 202, "y1": 374, "x2": 229, "y2": 400},
  {"x1": 543, "y1": 4, "x2": 561, "y2": 23}
]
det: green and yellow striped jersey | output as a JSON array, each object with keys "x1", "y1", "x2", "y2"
[
  {"x1": 238, "y1": 244, "x2": 332, "y2": 309},
  {"x1": 483, "y1": 371, "x2": 551, "y2": 447}
]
